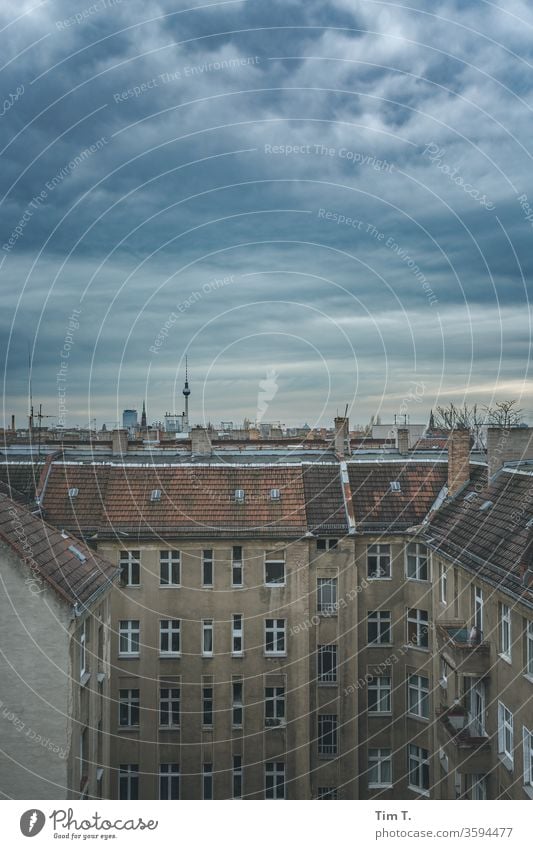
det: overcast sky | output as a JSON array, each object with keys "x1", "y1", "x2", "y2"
[{"x1": 1, "y1": 0, "x2": 532, "y2": 429}]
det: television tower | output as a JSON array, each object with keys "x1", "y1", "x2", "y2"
[{"x1": 183, "y1": 356, "x2": 191, "y2": 430}]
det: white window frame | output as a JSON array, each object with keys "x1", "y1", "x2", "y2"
[
  {"x1": 523, "y1": 727, "x2": 533, "y2": 787},
  {"x1": 407, "y1": 674, "x2": 429, "y2": 719},
  {"x1": 203, "y1": 763, "x2": 213, "y2": 799},
  {"x1": 232, "y1": 545, "x2": 243, "y2": 587},
  {"x1": 265, "y1": 762, "x2": 285, "y2": 799},
  {"x1": 474, "y1": 586, "x2": 483, "y2": 632},
  {"x1": 202, "y1": 686, "x2": 213, "y2": 727},
  {"x1": 120, "y1": 550, "x2": 141, "y2": 587},
  {"x1": 159, "y1": 619, "x2": 180, "y2": 656},
  {"x1": 407, "y1": 608, "x2": 429, "y2": 649},
  {"x1": 407, "y1": 744, "x2": 430, "y2": 795},
  {"x1": 233, "y1": 755, "x2": 243, "y2": 799},
  {"x1": 367, "y1": 543, "x2": 391, "y2": 579},
  {"x1": 368, "y1": 748, "x2": 392, "y2": 788},
  {"x1": 527, "y1": 620, "x2": 533, "y2": 678},
  {"x1": 471, "y1": 774, "x2": 487, "y2": 800},
  {"x1": 264, "y1": 555, "x2": 285, "y2": 586},
  {"x1": 119, "y1": 619, "x2": 140, "y2": 657},
  {"x1": 79, "y1": 621, "x2": 87, "y2": 679},
  {"x1": 440, "y1": 562, "x2": 447, "y2": 604},
  {"x1": 500, "y1": 603, "x2": 511, "y2": 660},
  {"x1": 317, "y1": 644, "x2": 337, "y2": 683},
  {"x1": 498, "y1": 701, "x2": 514, "y2": 765},
  {"x1": 159, "y1": 550, "x2": 180, "y2": 587},
  {"x1": 119, "y1": 764, "x2": 139, "y2": 800},
  {"x1": 202, "y1": 619, "x2": 214, "y2": 657},
  {"x1": 317, "y1": 577, "x2": 337, "y2": 615},
  {"x1": 159, "y1": 764, "x2": 180, "y2": 800},
  {"x1": 232, "y1": 680, "x2": 243, "y2": 727},
  {"x1": 316, "y1": 538, "x2": 338, "y2": 551},
  {"x1": 368, "y1": 675, "x2": 392, "y2": 714},
  {"x1": 265, "y1": 686, "x2": 285, "y2": 726},
  {"x1": 159, "y1": 686, "x2": 180, "y2": 728},
  {"x1": 119, "y1": 688, "x2": 140, "y2": 727},
  {"x1": 367, "y1": 610, "x2": 392, "y2": 645},
  {"x1": 406, "y1": 542, "x2": 429, "y2": 581},
  {"x1": 202, "y1": 549, "x2": 214, "y2": 587},
  {"x1": 318, "y1": 714, "x2": 338, "y2": 756},
  {"x1": 232, "y1": 614, "x2": 243, "y2": 656},
  {"x1": 265, "y1": 619, "x2": 286, "y2": 656}
]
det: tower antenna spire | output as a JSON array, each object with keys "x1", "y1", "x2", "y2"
[{"x1": 183, "y1": 355, "x2": 191, "y2": 430}]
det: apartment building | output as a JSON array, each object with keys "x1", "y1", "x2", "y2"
[{"x1": 0, "y1": 493, "x2": 118, "y2": 799}]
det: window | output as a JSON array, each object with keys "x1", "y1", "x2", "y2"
[
  {"x1": 390, "y1": 480, "x2": 401, "y2": 492},
  {"x1": 232, "y1": 546, "x2": 243, "y2": 586},
  {"x1": 203, "y1": 686, "x2": 213, "y2": 726},
  {"x1": 317, "y1": 787, "x2": 338, "y2": 799},
  {"x1": 119, "y1": 764, "x2": 138, "y2": 800},
  {"x1": 159, "y1": 764, "x2": 179, "y2": 800},
  {"x1": 440, "y1": 563, "x2": 447, "y2": 603},
  {"x1": 68, "y1": 487, "x2": 79, "y2": 498},
  {"x1": 120, "y1": 550, "x2": 140, "y2": 587},
  {"x1": 407, "y1": 608, "x2": 429, "y2": 649},
  {"x1": 367, "y1": 610, "x2": 392, "y2": 645},
  {"x1": 368, "y1": 748, "x2": 392, "y2": 788},
  {"x1": 265, "y1": 619, "x2": 286, "y2": 655},
  {"x1": 202, "y1": 619, "x2": 214, "y2": 656},
  {"x1": 160, "y1": 619, "x2": 180, "y2": 656},
  {"x1": 232, "y1": 614, "x2": 243, "y2": 655},
  {"x1": 408, "y1": 745, "x2": 429, "y2": 794},
  {"x1": 316, "y1": 538, "x2": 338, "y2": 551},
  {"x1": 474, "y1": 586, "x2": 483, "y2": 632},
  {"x1": 265, "y1": 687, "x2": 285, "y2": 726},
  {"x1": 406, "y1": 542, "x2": 428, "y2": 581},
  {"x1": 265, "y1": 762, "x2": 285, "y2": 799},
  {"x1": 498, "y1": 702, "x2": 514, "y2": 764},
  {"x1": 80, "y1": 727, "x2": 88, "y2": 785},
  {"x1": 203, "y1": 763, "x2": 213, "y2": 799},
  {"x1": 318, "y1": 714, "x2": 338, "y2": 756},
  {"x1": 440, "y1": 657, "x2": 448, "y2": 689},
  {"x1": 119, "y1": 620, "x2": 140, "y2": 656},
  {"x1": 367, "y1": 543, "x2": 391, "y2": 579},
  {"x1": 368, "y1": 676, "x2": 392, "y2": 713},
  {"x1": 159, "y1": 550, "x2": 180, "y2": 586},
  {"x1": 233, "y1": 755, "x2": 243, "y2": 799},
  {"x1": 232, "y1": 681, "x2": 243, "y2": 727},
  {"x1": 467, "y1": 678, "x2": 486, "y2": 736},
  {"x1": 407, "y1": 674, "x2": 429, "y2": 719},
  {"x1": 500, "y1": 604, "x2": 511, "y2": 659},
  {"x1": 317, "y1": 645, "x2": 337, "y2": 683},
  {"x1": 471, "y1": 774, "x2": 487, "y2": 800},
  {"x1": 523, "y1": 727, "x2": 533, "y2": 787},
  {"x1": 265, "y1": 554, "x2": 285, "y2": 586},
  {"x1": 202, "y1": 549, "x2": 213, "y2": 587},
  {"x1": 234, "y1": 488, "x2": 245, "y2": 503},
  {"x1": 79, "y1": 621, "x2": 87, "y2": 678},
  {"x1": 526, "y1": 620, "x2": 533, "y2": 677},
  {"x1": 119, "y1": 688, "x2": 140, "y2": 727},
  {"x1": 159, "y1": 687, "x2": 180, "y2": 727},
  {"x1": 317, "y1": 577, "x2": 337, "y2": 614},
  {"x1": 270, "y1": 488, "x2": 281, "y2": 501}
]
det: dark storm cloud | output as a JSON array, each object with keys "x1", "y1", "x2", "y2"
[{"x1": 1, "y1": 0, "x2": 532, "y2": 426}]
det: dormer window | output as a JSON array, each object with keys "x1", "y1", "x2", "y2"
[
  {"x1": 464, "y1": 491, "x2": 477, "y2": 503},
  {"x1": 390, "y1": 481, "x2": 401, "y2": 493},
  {"x1": 234, "y1": 489, "x2": 245, "y2": 504},
  {"x1": 150, "y1": 489, "x2": 162, "y2": 502},
  {"x1": 68, "y1": 487, "x2": 79, "y2": 498},
  {"x1": 270, "y1": 488, "x2": 281, "y2": 501}
]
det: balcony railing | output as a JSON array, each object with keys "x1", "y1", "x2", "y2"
[
  {"x1": 437, "y1": 704, "x2": 491, "y2": 772},
  {"x1": 437, "y1": 623, "x2": 490, "y2": 676}
]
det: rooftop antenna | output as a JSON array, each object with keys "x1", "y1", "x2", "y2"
[{"x1": 183, "y1": 355, "x2": 191, "y2": 430}]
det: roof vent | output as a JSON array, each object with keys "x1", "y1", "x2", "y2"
[
  {"x1": 150, "y1": 489, "x2": 162, "y2": 502},
  {"x1": 479, "y1": 500, "x2": 493, "y2": 512},
  {"x1": 234, "y1": 489, "x2": 245, "y2": 504},
  {"x1": 68, "y1": 487, "x2": 79, "y2": 498},
  {"x1": 526, "y1": 517, "x2": 533, "y2": 529},
  {"x1": 390, "y1": 481, "x2": 401, "y2": 492},
  {"x1": 68, "y1": 544, "x2": 86, "y2": 562},
  {"x1": 270, "y1": 488, "x2": 281, "y2": 501}
]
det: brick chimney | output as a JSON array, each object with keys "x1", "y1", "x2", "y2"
[
  {"x1": 447, "y1": 428, "x2": 471, "y2": 495},
  {"x1": 334, "y1": 417, "x2": 349, "y2": 459},
  {"x1": 191, "y1": 426, "x2": 212, "y2": 457},
  {"x1": 487, "y1": 426, "x2": 533, "y2": 479},
  {"x1": 396, "y1": 427, "x2": 409, "y2": 456},
  {"x1": 111, "y1": 429, "x2": 128, "y2": 456}
]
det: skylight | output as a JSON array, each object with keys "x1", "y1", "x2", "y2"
[
  {"x1": 270, "y1": 488, "x2": 281, "y2": 501},
  {"x1": 68, "y1": 544, "x2": 86, "y2": 562},
  {"x1": 68, "y1": 487, "x2": 79, "y2": 498},
  {"x1": 150, "y1": 489, "x2": 162, "y2": 502},
  {"x1": 390, "y1": 481, "x2": 401, "y2": 492},
  {"x1": 234, "y1": 489, "x2": 245, "y2": 503}
]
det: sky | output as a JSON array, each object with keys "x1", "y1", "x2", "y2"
[{"x1": 1, "y1": 0, "x2": 532, "y2": 429}]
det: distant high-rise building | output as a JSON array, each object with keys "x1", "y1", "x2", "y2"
[
  {"x1": 141, "y1": 401, "x2": 147, "y2": 430},
  {"x1": 122, "y1": 409, "x2": 138, "y2": 431}
]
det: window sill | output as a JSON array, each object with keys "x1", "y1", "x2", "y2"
[
  {"x1": 498, "y1": 753, "x2": 514, "y2": 772},
  {"x1": 159, "y1": 585, "x2": 181, "y2": 589},
  {"x1": 159, "y1": 726, "x2": 180, "y2": 731},
  {"x1": 118, "y1": 654, "x2": 140, "y2": 659},
  {"x1": 80, "y1": 672, "x2": 91, "y2": 687},
  {"x1": 368, "y1": 712, "x2": 392, "y2": 717},
  {"x1": 367, "y1": 576, "x2": 392, "y2": 582},
  {"x1": 231, "y1": 653, "x2": 244, "y2": 658},
  {"x1": 159, "y1": 654, "x2": 181, "y2": 659},
  {"x1": 523, "y1": 785, "x2": 533, "y2": 800},
  {"x1": 122, "y1": 585, "x2": 142, "y2": 590},
  {"x1": 406, "y1": 577, "x2": 430, "y2": 584},
  {"x1": 408, "y1": 786, "x2": 430, "y2": 797},
  {"x1": 318, "y1": 681, "x2": 338, "y2": 687},
  {"x1": 368, "y1": 643, "x2": 393, "y2": 648},
  {"x1": 368, "y1": 783, "x2": 393, "y2": 790},
  {"x1": 499, "y1": 653, "x2": 512, "y2": 666},
  {"x1": 118, "y1": 726, "x2": 139, "y2": 733},
  {"x1": 202, "y1": 654, "x2": 214, "y2": 659},
  {"x1": 407, "y1": 714, "x2": 429, "y2": 723},
  {"x1": 264, "y1": 584, "x2": 286, "y2": 589},
  {"x1": 201, "y1": 585, "x2": 214, "y2": 590},
  {"x1": 524, "y1": 674, "x2": 533, "y2": 685},
  {"x1": 403, "y1": 645, "x2": 430, "y2": 653},
  {"x1": 264, "y1": 653, "x2": 287, "y2": 658}
]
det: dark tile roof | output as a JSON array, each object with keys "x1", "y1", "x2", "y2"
[
  {"x1": 428, "y1": 466, "x2": 533, "y2": 604},
  {"x1": 0, "y1": 462, "x2": 44, "y2": 502},
  {"x1": 348, "y1": 461, "x2": 448, "y2": 531},
  {"x1": 0, "y1": 494, "x2": 118, "y2": 607},
  {"x1": 302, "y1": 465, "x2": 347, "y2": 532}
]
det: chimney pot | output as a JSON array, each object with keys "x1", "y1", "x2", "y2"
[
  {"x1": 396, "y1": 427, "x2": 410, "y2": 455},
  {"x1": 334, "y1": 416, "x2": 350, "y2": 459},
  {"x1": 111, "y1": 429, "x2": 128, "y2": 456},
  {"x1": 487, "y1": 426, "x2": 533, "y2": 479}
]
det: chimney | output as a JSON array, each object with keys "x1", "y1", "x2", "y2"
[
  {"x1": 112, "y1": 429, "x2": 128, "y2": 456},
  {"x1": 447, "y1": 428, "x2": 471, "y2": 495},
  {"x1": 487, "y1": 426, "x2": 533, "y2": 479},
  {"x1": 396, "y1": 427, "x2": 409, "y2": 456},
  {"x1": 334, "y1": 416, "x2": 350, "y2": 459},
  {"x1": 11, "y1": 414, "x2": 15, "y2": 432},
  {"x1": 191, "y1": 426, "x2": 212, "y2": 457}
]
